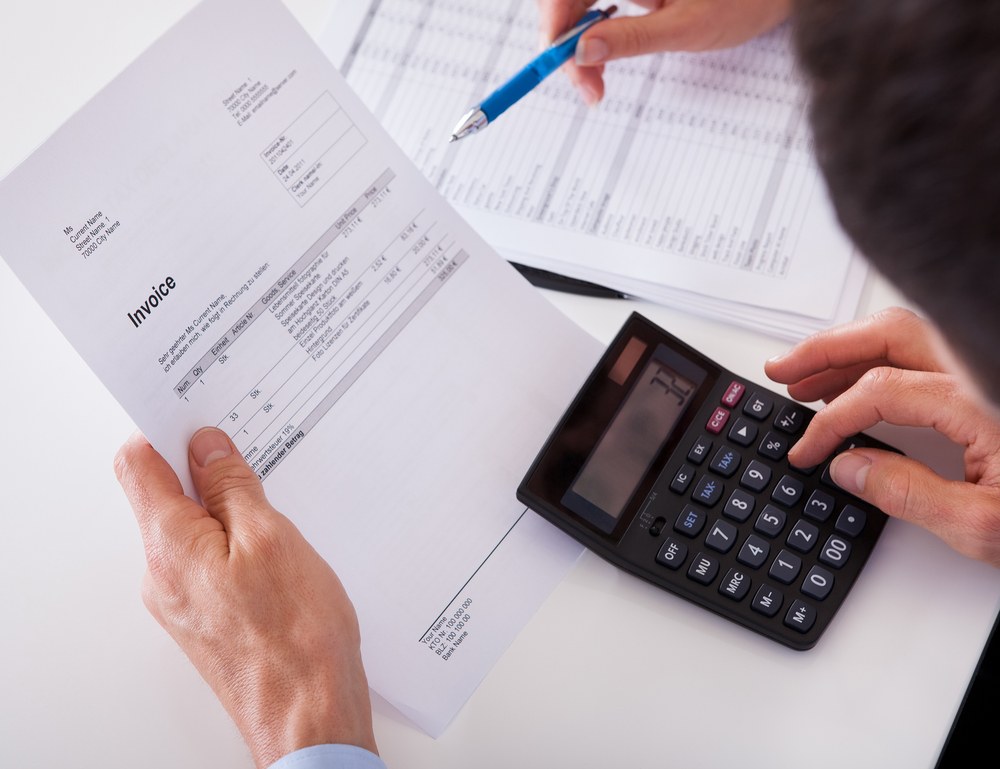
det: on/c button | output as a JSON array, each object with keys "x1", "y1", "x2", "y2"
[{"x1": 722, "y1": 380, "x2": 746, "y2": 407}]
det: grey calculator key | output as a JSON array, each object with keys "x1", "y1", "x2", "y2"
[
  {"x1": 758, "y1": 431, "x2": 790, "y2": 461},
  {"x1": 786, "y1": 519, "x2": 820, "y2": 553},
  {"x1": 771, "y1": 474, "x2": 804, "y2": 507},
  {"x1": 692, "y1": 475, "x2": 724, "y2": 507},
  {"x1": 656, "y1": 537, "x2": 688, "y2": 570},
  {"x1": 719, "y1": 568, "x2": 752, "y2": 601},
  {"x1": 687, "y1": 435, "x2": 713, "y2": 465},
  {"x1": 710, "y1": 445, "x2": 742, "y2": 478},
  {"x1": 774, "y1": 404, "x2": 805, "y2": 434},
  {"x1": 728, "y1": 418, "x2": 758, "y2": 447},
  {"x1": 740, "y1": 459, "x2": 771, "y2": 492},
  {"x1": 670, "y1": 464, "x2": 696, "y2": 494},
  {"x1": 724, "y1": 489, "x2": 755, "y2": 522},
  {"x1": 784, "y1": 599, "x2": 817, "y2": 633},
  {"x1": 768, "y1": 548, "x2": 802, "y2": 584},
  {"x1": 802, "y1": 565, "x2": 835, "y2": 601},
  {"x1": 819, "y1": 535, "x2": 852, "y2": 569},
  {"x1": 674, "y1": 504, "x2": 707, "y2": 537},
  {"x1": 687, "y1": 552, "x2": 719, "y2": 585},
  {"x1": 737, "y1": 534, "x2": 770, "y2": 569},
  {"x1": 705, "y1": 519, "x2": 738, "y2": 553},
  {"x1": 803, "y1": 489, "x2": 835, "y2": 522},
  {"x1": 751, "y1": 584, "x2": 783, "y2": 617},
  {"x1": 835, "y1": 504, "x2": 867, "y2": 537},
  {"x1": 754, "y1": 504, "x2": 786, "y2": 537},
  {"x1": 743, "y1": 391, "x2": 774, "y2": 420}
]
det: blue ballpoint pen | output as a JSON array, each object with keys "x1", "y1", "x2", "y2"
[{"x1": 449, "y1": 5, "x2": 617, "y2": 142}]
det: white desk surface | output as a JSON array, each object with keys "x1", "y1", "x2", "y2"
[{"x1": 2, "y1": 2, "x2": 999, "y2": 768}]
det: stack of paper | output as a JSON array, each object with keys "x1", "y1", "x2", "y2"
[{"x1": 321, "y1": 0, "x2": 867, "y2": 340}]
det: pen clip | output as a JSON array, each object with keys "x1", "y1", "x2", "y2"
[{"x1": 549, "y1": 5, "x2": 617, "y2": 48}]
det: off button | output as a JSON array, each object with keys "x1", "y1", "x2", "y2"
[{"x1": 656, "y1": 537, "x2": 688, "y2": 569}]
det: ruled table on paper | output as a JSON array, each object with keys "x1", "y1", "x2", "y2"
[{"x1": 321, "y1": 0, "x2": 868, "y2": 338}]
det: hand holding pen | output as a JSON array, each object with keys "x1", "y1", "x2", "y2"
[
  {"x1": 449, "y1": 5, "x2": 617, "y2": 142},
  {"x1": 448, "y1": 5, "x2": 626, "y2": 297},
  {"x1": 536, "y1": 0, "x2": 792, "y2": 105}
]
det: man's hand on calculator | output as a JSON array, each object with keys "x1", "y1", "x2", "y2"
[{"x1": 767, "y1": 307, "x2": 1000, "y2": 568}]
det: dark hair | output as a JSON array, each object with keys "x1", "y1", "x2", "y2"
[{"x1": 793, "y1": 0, "x2": 1000, "y2": 401}]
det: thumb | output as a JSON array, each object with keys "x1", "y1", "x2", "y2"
[
  {"x1": 188, "y1": 427, "x2": 275, "y2": 532},
  {"x1": 829, "y1": 449, "x2": 972, "y2": 549}
]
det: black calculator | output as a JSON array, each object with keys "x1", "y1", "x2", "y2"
[{"x1": 517, "y1": 312, "x2": 896, "y2": 650}]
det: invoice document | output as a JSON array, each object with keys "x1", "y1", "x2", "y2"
[
  {"x1": 0, "y1": 0, "x2": 602, "y2": 736},
  {"x1": 321, "y1": 0, "x2": 867, "y2": 339}
]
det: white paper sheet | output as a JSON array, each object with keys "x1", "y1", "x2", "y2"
[
  {"x1": 321, "y1": 0, "x2": 865, "y2": 339},
  {"x1": 0, "y1": 0, "x2": 602, "y2": 737}
]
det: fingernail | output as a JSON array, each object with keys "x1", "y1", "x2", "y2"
[
  {"x1": 581, "y1": 83, "x2": 602, "y2": 106},
  {"x1": 830, "y1": 452, "x2": 871, "y2": 495},
  {"x1": 191, "y1": 427, "x2": 233, "y2": 468},
  {"x1": 576, "y1": 37, "x2": 608, "y2": 66}
]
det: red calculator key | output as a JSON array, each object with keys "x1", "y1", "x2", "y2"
[
  {"x1": 721, "y1": 381, "x2": 746, "y2": 407},
  {"x1": 707, "y1": 407, "x2": 730, "y2": 434}
]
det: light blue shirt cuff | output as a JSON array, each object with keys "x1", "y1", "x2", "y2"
[{"x1": 267, "y1": 744, "x2": 387, "y2": 769}]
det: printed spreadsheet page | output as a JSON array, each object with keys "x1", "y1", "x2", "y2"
[{"x1": 321, "y1": 0, "x2": 867, "y2": 339}]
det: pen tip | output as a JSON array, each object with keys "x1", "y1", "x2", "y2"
[{"x1": 449, "y1": 135, "x2": 457, "y2": 143}]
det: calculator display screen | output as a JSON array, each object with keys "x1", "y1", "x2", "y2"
[{"x1": 564, "y1": 351, "x2": 702, "y2": 528}]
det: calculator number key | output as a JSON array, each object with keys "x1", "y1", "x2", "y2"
[
  {"x1": 769, "y1": 549, "x2": 802, "y2": 584},
  {"x1": 771, "y1": 475, "x2": 804, "y2": 507},
  {"x1": 740, "y1": 460, "x2": 771, "y2": 493},
  {"x1": 754, "y1": 504, "x2": 787, "y2": 537},
  {"x1": 724, "y1": 489, "x2": 755, "y2": 522},
  {"x1": 705, "y1": 519, "x2": 738, "y2": 554},
  {"x1": 819, "y1": 535, "x2": 852, "y2": 569},
  {"x1": 786, "y1": 519, "x2": 820, "y2": 553},
  {"x1": 737, "y1": 534, "x2": 770, "y2": 569},
  {"x1": 803, "y1": 489, "x2": 835, "y2": 522},
  {"x1": 801, "y1": 566, "x2": 835, "y2": 601}
]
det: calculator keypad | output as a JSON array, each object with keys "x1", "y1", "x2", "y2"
[
  {"x1": 519, "y1": 315, "x2": 895, "y2": 652},
  {"x1": 647, "y1": 377, "x2": 889, "y2": 649}
]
